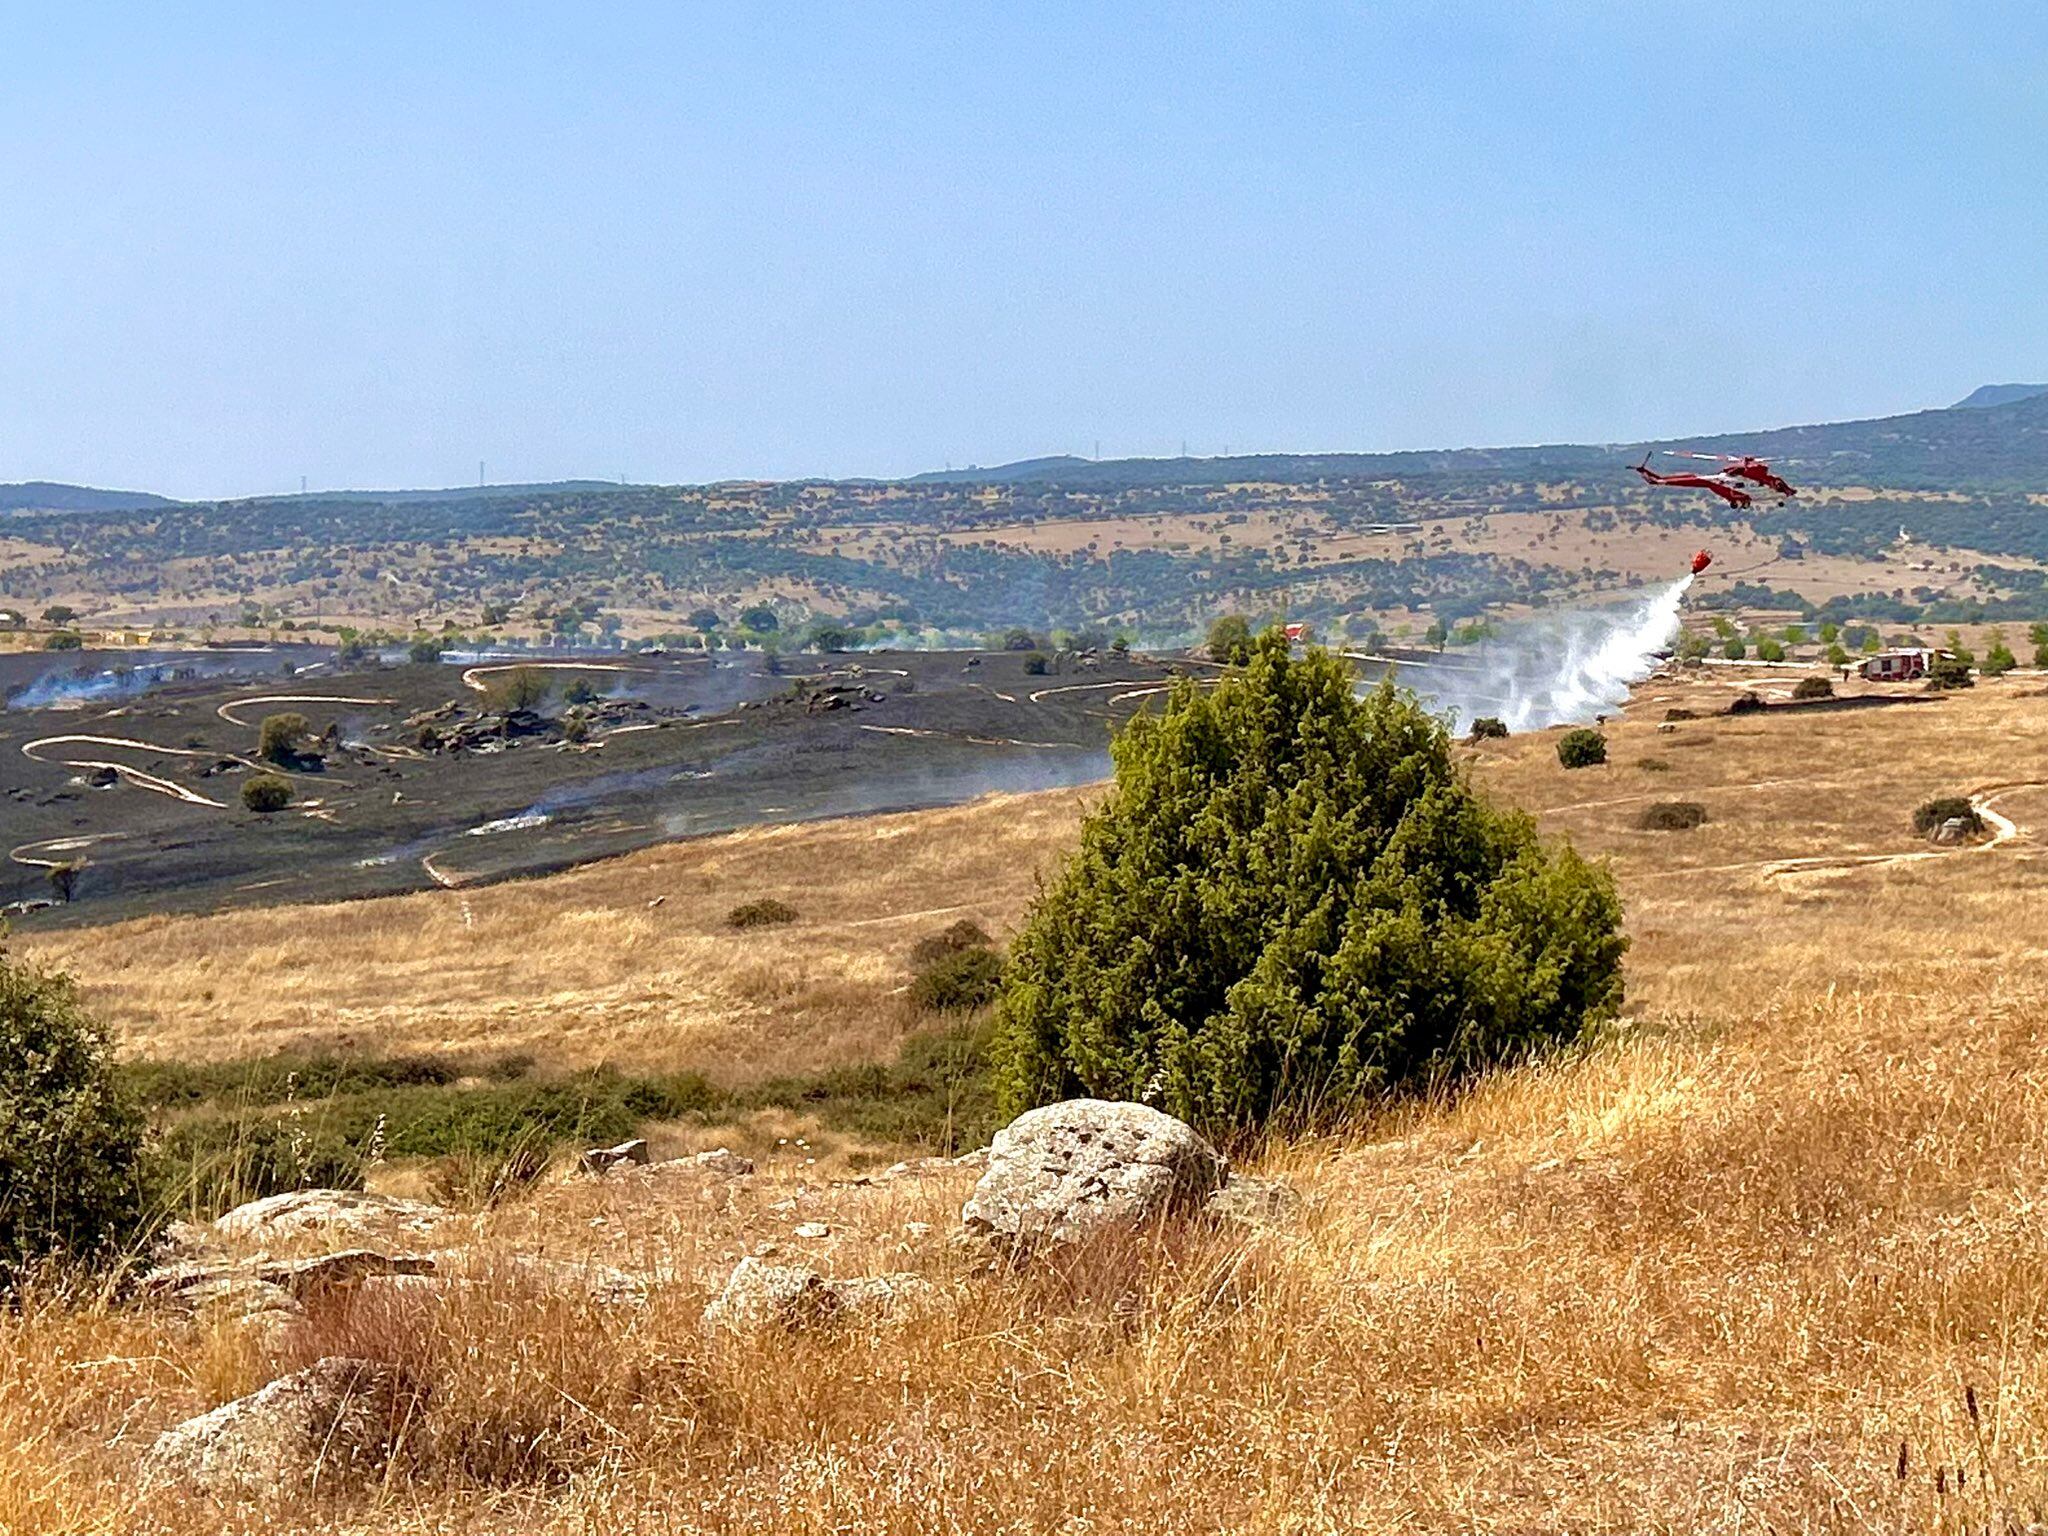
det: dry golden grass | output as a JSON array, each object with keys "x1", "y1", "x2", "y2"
[
  {"x1": 7, "y1": 670, "x2": 2048, "y2": 1529},
  {"x1": 24, "y1": 788, "x2": 1099, "y2": 1080}
]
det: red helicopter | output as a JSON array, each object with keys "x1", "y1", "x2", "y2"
[{"x1": 1631, "y1": 450, "x2": 1797, "y2": 510}]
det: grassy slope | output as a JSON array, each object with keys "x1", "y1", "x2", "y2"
[{"x1": 8, "y1": 669, "x2": 2048, "y2": 1530}]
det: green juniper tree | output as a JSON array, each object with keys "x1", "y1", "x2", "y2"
[
  {"x1": 994, "y1": 629, "x2": 1626, "y2": 1131},
  {"x1": 0, "y1": 947, "x2": 148, "y2": 1288}
]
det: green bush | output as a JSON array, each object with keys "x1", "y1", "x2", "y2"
[
  {"x1": 1723, "y1": 638, "x2": 1746, "y2": 660},
  {"x1": 1635, "y1": 801, "x2": 1708, "y2": 831},
  {"x1": 0, "y1": 951, "x2": 149, "y2": 1287},
  {"x1": 911, "y1": 947, "x2": 1004, "y2": 1012},
  {"x1": 483, "y1": 667, "x2": 551, "y2": 712},
  {"x1": 43, "y1": 631, "x2": 84, "y2": 651},
  {"x1": 241, "y1": 773, "x2": 293, "y2": 812},
  {"x1": 1792, "y1": 676, "x2": 1834, "y2": 700},
  {"x1": 1928, "y1": 655, "x2": 1973, "y2": 690},
  {"x1": 909, "y1": 919, "x2": 993, "y2": 969},
  {"x1": 992, "y1": 630, "x2": 1626, "y2": 1132},
  {"x1": 727, "y1": 897, "x2": 798, "y2": 929},
  {"x1": 1755, "y1": 638, "x2": 1786, "y2": 663},
  {"x1": 1556, "y1": 727, "x2": 1607, "y2": 768},
  {"x1": 1021, "y1": 651, "x2": 1051, "y2": 676},
  {"x1": 1913, "y1": 796, "x2": 1983, "y2": 837},
  {"x1": 257, "y1": 712, "x2": 308, "y2": 764},
  {"x1": 1206, "y1": 614, "x2": 1253, "y2": 666},
  {"x1": 1467, "y1": 716, "x2": 1508, "y2": 741}
]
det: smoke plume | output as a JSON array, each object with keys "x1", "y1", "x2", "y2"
[{"x1": 1407, "y1": 576, "x2": 1691, "y2": 732}]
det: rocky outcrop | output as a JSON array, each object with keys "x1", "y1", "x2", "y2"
[
  {"x1": 141, "y1": 1358, "x2": 418, "y2": 1497},
  {"x1": 212, "y1": 1189, "x2": 449, "y2": 1243},
  {"x1": 700, "y1": 1258, "x2": 931, "y2": 1335},
  {"x1": 580, "y1": 1138, "x2": 653, "y2": 1174},
  {"x1": 139, "y1": 1250, "x2": 436, "y2": 1316},
  {"x1": 960, "y1": 1099, "x2": 1227, "y2": 1253}
]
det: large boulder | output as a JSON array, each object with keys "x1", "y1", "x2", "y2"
[
  {"x1": 141, "y1": 1357, "x2": 417, "y2": 1498},
  {"x1": 960, "y1": 1099, "x2": 1226, "y2": 1253},
  {"x1": 700, "y1": 1258, "x2": 930, "y2": 1335},
  {"x1": 212, "y1": 1189, "x2": 448, "y2": 1244}
]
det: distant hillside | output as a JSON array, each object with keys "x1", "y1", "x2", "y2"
[
  {"x1": 909, "y1": 455, "x2": 1093, "y2": 486},
  {"x1": 918, "y1": 389, "x2": 2048, "y2": 494},
  {"x1": 1953, "y1": 383, "x2": 2048, "y2": 409},
  {"x1": 0, "y1": 482, "x2": 180, "y2": 513},
  {"x1": 234, "y1": 480, "x2": 631, "y2": 507}
]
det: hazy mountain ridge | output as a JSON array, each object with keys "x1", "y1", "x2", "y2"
[{"x1": 915, "y1": 388, "x2": 2048, "y2": 493}]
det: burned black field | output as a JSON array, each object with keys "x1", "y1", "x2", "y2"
[{"x1": 2, "y1": 646, "x2": 1178, "y2": 925}]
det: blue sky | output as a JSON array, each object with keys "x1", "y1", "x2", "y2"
[{"x1": 3, "y1": 2, "x2": 2045, "y2": 497}]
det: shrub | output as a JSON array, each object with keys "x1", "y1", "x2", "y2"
[
  {"x1": 1913, "y1": 796, "x2": 1983, "y2": 837},
  {"x1": 727, "y1": 898, "x2": 797, "y2": 929},
  {"x1": 1792, "y1": 676, "x2": 1834, "y2": 700},
  {"x1": 407, "y1": 638, "x2": 443, "y2": 664},
  {"x1": 43, "y1": 631, "x2": 83, "y2": 651},
  {"x1": 911, "y1": 947, "x2": 1004, "y2": 1013},
  {"x1": 257, "y1": 711, "x2": 308, "y2": 764},
  {"x1": 1755, "y1": 638, "x2": 1786, "y2": 663},
  {"x1": 1022, "y1": 651, "x2": 1050, "y2": 676},
  {"x1": 1723, "y1": 638, "x2": 1746, "y2": 660},
  {"x1": 1663, "y1": 707, "x2": 1698, "y2": 722},
  {"x1": 563, "y1": 677, "x2": 601, "y2": 705},
  {"x1": 1983, "y1": 640, "x2": 2016, "y2": 677},
  {"x1": 1467, "y1": 716, "x2": 1508, "y2": 741},
  {"x1": 1727, "y1": 692, "x2": 1767, "y2": 715},
  {"x1": 1635, "y1": 757, "x2": 1670, "y2": 773},
  {"x1": 909, "y1": 919, "x2": 993, "y2": 969},
  {"x1": 46, "y1": 861, "x2": 83, "y2": 903},
  {"x1": 241, "y1": 773, "x2": 293, "y2": 812},
  {"x1": 1928, "y1": 654, "x2": 1973, "y2": 690},
  {"x1": 0, "y1": 950, "x2": 148, "y2": 1287},
  {"x1": 483, "y1": 667, "x2": 551, "y2": 712},
  {"x1": 1635, "y1": 801, "x2": 1708, "y2": 831},
  {"x1": 1556, "y1": 727, "x2": 1607, "y2": 768},
  {"x1": 993, "y1": 631, "x2": 1626, "y2": 1132},
  {"x1": 1206, "y1": 614, "x2": 1253, "y2": 665}
]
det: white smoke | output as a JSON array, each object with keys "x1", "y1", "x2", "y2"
[{"x1": 1406, "y1": 576, "x2": 1692, "y2": 732}]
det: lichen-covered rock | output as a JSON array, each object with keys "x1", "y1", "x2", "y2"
[
  {"x1": 700, "y1": 1257, "x2": 930, "y2": 1335},
  {"x1": 140, "y1": 1357, "x2": 417, "y2": 1497},
  {"x1": 211, "y1": 1189, "x2": 448, "y2": 1243},
  {"x1": 960, "y1": 1099, "x2": 1226, "y2": 1252}
]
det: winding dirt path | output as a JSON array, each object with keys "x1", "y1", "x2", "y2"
[
  {"x1": 458, "y1": 662, "x2": 642, "y2": 694},
  {"x1": 215, "y1": 693, "x2": 396, "y2": 727},
  {"x1": 20, "y1": 735, "x2": 228, "y2": 807},
  {"x1": 8, "y1": 833, "x2": 125, "y2": 870}
]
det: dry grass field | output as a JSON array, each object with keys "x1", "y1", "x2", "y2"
[{"x1": 7, "y1": 668, "x2": 2048, "y2": 1531}]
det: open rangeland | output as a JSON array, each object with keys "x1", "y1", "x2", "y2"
[{"x1": 7, "y1": 668, "x2": 2048, "y2": 1532}]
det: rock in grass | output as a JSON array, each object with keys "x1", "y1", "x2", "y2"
[
  {"x1": 580, "y1": 1138, "x2": 652, "y2": 1174},
  {"x1": 701, "y1": 1257, "x2": 930, "y2": 1335},
  {"x1": 141, "y1": 1357, "x2": 418, "y2": 1498},
  {"x1": 960, "y1": 1099, "x2": 1227, "y2": 1254},
  {"x1": 211, "y1": 1189, "x2": 448, "y2": 1243}
]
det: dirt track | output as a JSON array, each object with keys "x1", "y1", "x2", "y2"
[{"x1": 1, "y1": 646, "x2": 1166, "y2": 924}]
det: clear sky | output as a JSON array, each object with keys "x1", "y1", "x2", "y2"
[{"x1": 4, "y1": 2, "x2": 2045, "y2": 498}]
